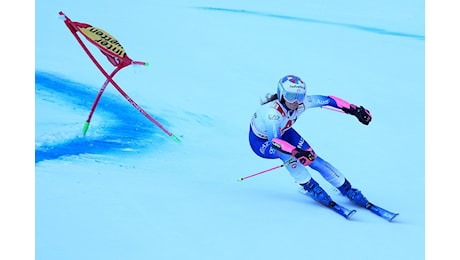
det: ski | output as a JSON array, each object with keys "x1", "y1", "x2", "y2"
[
  {"x1": 299, "y1": 187, "x2": 356, "y2": 220},
  {"x1": 331, "y1": 187, "x2": 399, "y2": 222},
  {"x1": 330, "y1": 202, "x2": 357, "y2": 220},
  {"x1": 365, "y1": 203, "x2": 399, "y2": 222}
]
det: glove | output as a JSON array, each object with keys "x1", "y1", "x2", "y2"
[
  {"x1": 271, "y1": 138, "x2": 317, "y2": 166},
  {"x1": 291, "y1": 147, "x2": 317, "y2": 166},
  {"x1": 341, "y1": 104, "x2": 372, "y2": 125}
]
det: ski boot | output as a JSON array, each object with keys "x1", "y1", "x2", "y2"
[
  {"x1": 338, "y1": 179, "x2": 371, "y2": 208},
  {"x1": 300, "y1": 178, "x2": 356, "y2": 219},
  {"x1": 338, "y1": 179, "x2": 399, "y2": 221},
  {"x1": 301, "y1": 178, "x2": 335, "y2": 207}
]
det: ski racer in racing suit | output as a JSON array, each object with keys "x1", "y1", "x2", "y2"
[{"x1": 249, "y1": 75, "x2": 374, "y2": 211}]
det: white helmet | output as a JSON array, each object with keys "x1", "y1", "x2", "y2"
[{"x1": 277, "y1": 75, "x2": 306, "y2": 103}]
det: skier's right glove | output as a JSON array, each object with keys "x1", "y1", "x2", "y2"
[{"x1": 341, "y1": 104, "x2": 372, "y2": 125}]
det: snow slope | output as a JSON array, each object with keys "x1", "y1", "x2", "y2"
[{"x1": 6, "y1": 0, "x2": 435, "y2": 259}]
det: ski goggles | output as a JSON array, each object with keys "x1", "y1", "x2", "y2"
[{"x1": 284, "y1": 92, "x2": 306, "y2": 103}]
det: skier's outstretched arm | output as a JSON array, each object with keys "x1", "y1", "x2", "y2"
[{"x1": 305, "y1": 95, "x2": 372, "y2": 125}]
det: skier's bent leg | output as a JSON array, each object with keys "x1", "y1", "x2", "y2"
[
  {"x1": 308, "y1": 156, "x2": 371, "y2": 208},
  {"x1": 309, "y1": 156, "x2": 345, "y2": 187}
]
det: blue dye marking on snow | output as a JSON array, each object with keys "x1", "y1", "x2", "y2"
[
  {"x1": 35, "y1": 71, "x2": 169, "y2": 163},
  {"x1": 35, "y1": 138, "x2": 132, "y2": 162},
  {"x1": 194, "y1": 7, "x2": 424, "y2": 41}
]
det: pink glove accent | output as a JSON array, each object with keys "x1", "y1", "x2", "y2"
[
  {"x1": 271, "y1": 138, "x2": 295, "y2": 154},
  {"x1": 271, "y1": 138, "x2": 316, "y2": 166},
  {"x1": 328, "y1": 95, "x2": 351, "y2": 109}
]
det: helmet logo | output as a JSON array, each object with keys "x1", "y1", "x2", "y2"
[
  {"x1": 281, "y1": 76, "x2": 305, "y2": 90},
  {"x1": 277, "y1": 75, "x2": 307, "y2": 104},
  {"x1": 289, "y1": 78, "x2": 303, "y2": 85}
]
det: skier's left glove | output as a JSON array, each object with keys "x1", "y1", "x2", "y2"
[
  {"x1": 341, "y1": 104, "x2": 372, "y2": 125},
  {"x1": 291, "y1": 147, "x2": 317, "y2": 166},
  {"x1": 271, "y1": 138, "x2": 317, "y2": 166}
]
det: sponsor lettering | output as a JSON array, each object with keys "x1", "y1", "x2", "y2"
[
  {"x1": 260, "y1": 141, "x2": 270, "y2": 154},
  {"x1": 297, "y1": 138, "x2": 305, "y2": 149},
  {"x1": 259, "y1": 141, "x2": 276, "y2": 155},
  {"x1": 324, "y1": 164, "x2": 341, "y2": 178},
  {"x1": 316, "y1": 99, "x2": 329, "y2": 105},
  {"x1": 268, "y1": 114, "x2": 280, "y2": 120},
  {"x1": 79, "y1": 26, "x2": 126, "y2": 58}
]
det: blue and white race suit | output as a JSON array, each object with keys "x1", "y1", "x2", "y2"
[{"x1": 249, "y1": 95, "x2": 350, "y2": 185}]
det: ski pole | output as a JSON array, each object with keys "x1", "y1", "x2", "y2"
[
  {"x1": 321, "y1": 106, "x2": 345, "y2": 113},
  {"x1": 237, "y1": 159, "x2": 294, "y2": 182}
]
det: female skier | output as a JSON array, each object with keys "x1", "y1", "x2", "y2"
[{"x1": 249, "y1": 75, "x2": 377, "y2": 218}]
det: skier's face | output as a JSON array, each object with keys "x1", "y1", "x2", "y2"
[{"x1": 285, "y1": 100, "x2": 299, "y2": 110}]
